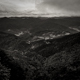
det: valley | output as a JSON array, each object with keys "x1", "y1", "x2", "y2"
[{"x1": 0, "y1": 17, "x2": 80, "y2": 80}]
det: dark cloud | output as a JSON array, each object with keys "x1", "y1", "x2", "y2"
[{"x1": 36, "y1": 0, "x2": 80, "y2": 16}]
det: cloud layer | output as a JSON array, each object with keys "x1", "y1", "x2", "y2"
[
  {"x1": 0, "y1": 0, "x2": 36, "y2": 12},
  {"x1": 36, "y1": 0, "x2": 80, "y2": 16},
  {"x1": 0, "y1": 0, "x2": 80, "y2": 17}
]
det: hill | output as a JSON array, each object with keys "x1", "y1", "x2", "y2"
[
  {"x1": 32, "y1": 32, "x2": 80, "y2": 57},
  {"x1": 0, "y1": 31, "x2": 80, "y2": 80},
  {"x1": 0, "y1": 32, "x2": 32, "y2": 52},
  {"x1": 0, "y1": 17, "x2": 80, "y2": 40}
]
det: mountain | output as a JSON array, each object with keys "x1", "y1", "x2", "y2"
[
  {"x1": 0, "y1": 31, "x2": 80, "y2": 80},
  {"x1": 0, "y1": 32, "x2": 32, "y2": 52},
  {"x1": 0, "y1": 17, "x2": 80, "y2": 39},
  {"x1": 32, "y1": 32, "x2": 80, "y2": 57}
]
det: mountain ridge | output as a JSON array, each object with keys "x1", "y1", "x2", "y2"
[{"x1": 0, "y1": 31, "x2": 80, "y2": 80}]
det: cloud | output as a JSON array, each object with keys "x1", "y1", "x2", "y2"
[
  {"x1": 0, "y1": 0, "x2": 36, "y2": 13},
  {"x1": 0, "y1": 0, "x2": 80, "y2": 17},
  {"x1": 36, "y1": 0, "x2": 80, "y2": 16}
]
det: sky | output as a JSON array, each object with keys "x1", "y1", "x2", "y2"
[{"x1": 0, "y1": 0, "x2": 80, "y2": 17}]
